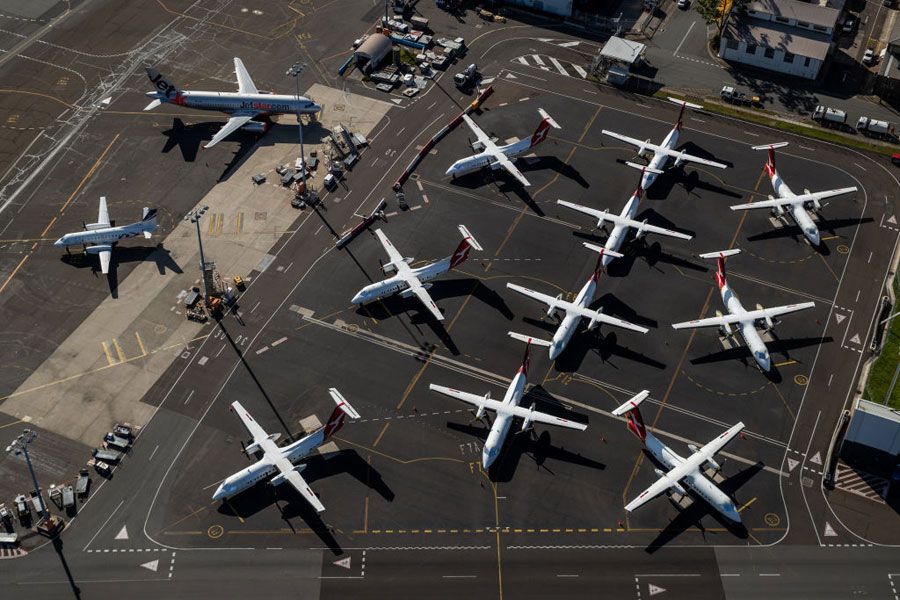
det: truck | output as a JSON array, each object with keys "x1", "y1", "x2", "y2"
[
  {"x1": 104, "y1": 433, "x2": 130, "y2": 452},
  {"x1": 856, "y1": 116, "x2": 894, "y2": 138},
  {"x1": 13, "y1": 494, "x2": 28, "y2": 519},
  {"x1": 88, "y1": 458, "x2": 112, "y2": 476},
  {"x1": 75, "y1": 468, "x2": 90, "y2": 497},
  {"x1": 30, "y1": 490, "x2": 44, "y2": 514},
  {"x1": 813, "y1": 105, "x2": 847, "y2": 126},
  {"x1": 92, "y1": 447, "x2": 123, "y2": 463},
  {"x1": 454, "y1": 63, "x2": 478, "y2": 89},
  {"x1": 62, "y1": 485, "x2": 75, "y2": 511}
]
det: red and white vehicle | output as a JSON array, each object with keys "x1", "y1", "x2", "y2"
[
  {"x1": 671, "y1": 249, "x2": 815, "y2": 372},
  {"x1": 445, "y1": 108, "x2": 560, "y2": 187},
  {"x1": 351, "y1": 225, "x2": 482, "y2": 321},
  {"x1": 730, "y1": 142, "x2": 857, "y2": 246}
]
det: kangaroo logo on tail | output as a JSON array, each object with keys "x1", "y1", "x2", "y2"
[
  {"x1": 323, "y1": 406, "x2": 346, "y2": 439},
  {"x1": 529, "y1": 108, "x2": 560, "y2": 147},
  {"x1": 449, "y1": 225, "x2": 483, "y2": 269},
  {"x1": 715, "y1": 254, "x2": 727, "y2": 289}
]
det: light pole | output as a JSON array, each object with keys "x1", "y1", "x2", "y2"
[
  {"x1": 286, "y1": 62, "x2": 307, "y2": 174},
  {"x1": 6, "y1": 429, "x2": 49, "y2": 524},
  {"x1": 184, "y1": 205, "x2": 210, "y2": 301}
]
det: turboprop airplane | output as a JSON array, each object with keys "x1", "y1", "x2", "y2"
[
  {"x1": 429, "y1": 332, "x2": 587, "y2": 468},
  {"x1": 612, "y1": 390, "x2": 744, "y2": 523},
  {"x1": 213, "y1": 388, "x2": 360, "y2": 513},
  {"x1": 445, "y1": 108, "x2": 561, "y2": 187},
  {"x1": 557, "y1": 162, "x2": 693, "y2": 267},
  {"x1": 671, "y1": 249, "x2": 815, "y2": 372},
  {"x1": 729, "y1": 142, "x2": 858, "y2": 246},
  {"x1": 53, "y1": 196, "x2": 157, "y2": 274},
  {"x1": 143, "y1": 57, "x2": 322, "y2": 148},
  {"x1": 506, "y1": 244, "x2": 648, "y2": 360},
  {"x1": 351, "y1": 225, "x2": 482, "y2": 321},
  {"x1": 602, "y1": 98, "x2": 728, "y2": 190}
]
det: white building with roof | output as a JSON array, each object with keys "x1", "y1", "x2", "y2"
[{"x1": 719, "y1": 0, "x2": 838, "y2": 79}]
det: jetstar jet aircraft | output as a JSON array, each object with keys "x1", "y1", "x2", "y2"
[
  {"x1": 602, "y1": 98, "x2": 728, "y2": 190},
  {"x1": 54, "y1": 196, "x2": 157, "y2": 274},
  {"x1": 143, "y1": 57, "x2": 322, "y2": 148},
  {"x1": 612, "y1": 390, "x2": 744, "y2": 523},
  {"x1": 671, "y1": 249, "x2": 815, "y2": 372},
  {"x1": 730, "y1": 142, "x2": 858, "y2": 246},
  {"x1": 429, "y1": 332, "x2": 587, "y2": 468},
  {"x1": 445, "y1": 108, "x2": 560, "y2": 187},
  {"x1": 213, "y1": 388, "x2": 360, "y2": 513},
  {"x1": 506, "y1": 244, "x2": 648, "y2": 360},
  {"x1": 557, "y1": 162, "x2": 693, "y2": 267},
  {"x1": 351, "y1": 225, "x2": 482, "y2": 321}
]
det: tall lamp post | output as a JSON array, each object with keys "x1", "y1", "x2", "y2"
[
  {"x1": 286, "y1": 62, "x2": 307, "y2": 173},
  {"x1": 184, "y1": 205, "x2": 210, "y2": 301},
  {"x1": 6, "y1": 429, "x2": 50, "y2": 526}
]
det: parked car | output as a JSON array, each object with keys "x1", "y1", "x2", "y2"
[
  {"x1": 863, "y1": 48, "x2": 876, "y2": 65},
  {"x1": 375, "y1": 82, "x2": 394, "y2": 93},
  {"x1": 677, "y1": 0, "x2": 690, "y2": 8},
  {"x1": 842, "y1": 16, "x2": 857, "y2": 34}
]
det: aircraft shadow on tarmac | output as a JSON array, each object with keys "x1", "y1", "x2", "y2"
[
  {"x1": 59, "y1": 243, "x2": 183, "y2": 299},
  {"x1": 688, "y1": 334, "x2": 834, "y2": 384},
  {"x1": 217, "y1": 449, "x2": 394, "y2": 556},
  {"x1": 519, "y1": 295, "x2": 664, "y2": 373},
  {"x1": 446, "y1": 388, "x2": 602, "y2": 483},
  {"x1": 641, "y1": 460, "x2": 764, "y2": 554},
  {"x1": 448, "y1": 170, "x2": 547, "y2": 216},
  {"x1": 572, "y1": 229, "x2": 707, "y2": 279},
  {"x1": 612, "y1": 145, "x2": 739, "y2": 202},
  {"x1": 744, "y1": 216, "x2": 874, "y2": 255}
]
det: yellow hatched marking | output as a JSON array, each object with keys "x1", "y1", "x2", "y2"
[{"x1": 101, "y1": 342, "x2": 115, "y2": 366}]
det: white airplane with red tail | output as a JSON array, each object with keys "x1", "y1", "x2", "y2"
[
  {"x1": 351, "y1": 225, "x2": 482, "y2": 321},
  {"x1": 213, "y1": 388, "x2": 360, "y2": 513},
  {"x1": 557, "y1": 162, "x2": 693, "y2": 267},
  {"x1": 671, "y1": 249, "x2": 815, "y2": 372},
  {"x1": 602, "y1": 98, "x2": 728, "y2": 190},
  {"x1": 506, "y1": 244, "x2": 648, "y2": 360},
  {"x1": 430, "y1": 332, "x2": 587, "y2": 468},
  {"x1": 612, "y1": 390, "x2": 744, "y2": 523},
  {"x1": 446, "y1": 108, "x2": 560, "y2": 187},
  {"x1": 730, "y1": 142, "x2": 857, "y2": 246}
]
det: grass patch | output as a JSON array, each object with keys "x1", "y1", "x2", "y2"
[
  {"x1": 398, "y1": 47, "x2": 419, "y2": 68},
  {"x1": 659, "y1": 91, "x2": 897, "y2": 157},
  {"x1": 865, "y1": 276, "x2": 900, "y2": 410}
]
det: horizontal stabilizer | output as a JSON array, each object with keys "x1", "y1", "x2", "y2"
[
  {"x1": 457, "y1": 224, "x2": 483, "y2": 251},
  {"x1": 667, "y1": 96, "x2": 704, "y2": 110},
  {"x1": 611, "y1": 390, "x2": 651, "y2": 416},
  {"x1": 508, "y1": 331, "x2": 553, "y2": 347},
  {"x1": 625, "y1": 161, "x2": 664, "y2": 175},
  {"x1": 328, "y1": 388, "x2": 361, "y2": 419},
  {"x1": 538, "y1": 108, "x2": 561, "y2": 129},
  {"x1": 751, "y1": 142, "x2": 789, "y2": 151},
  {"x1": 143, "y1": 99, "x2": 163, "y2": 111},
  {"x1": 582, "y1": 242, "x2": 623, "y2": 259},
  {"x1": 698, "y1": 249, "x2": 741, "y2": 259}
]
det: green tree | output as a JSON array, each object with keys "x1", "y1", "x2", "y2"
[{"x1": 694, "y1": 0, "x2": 751, "y2": 42}]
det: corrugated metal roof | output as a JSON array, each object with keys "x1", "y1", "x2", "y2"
[
  {"x1": 599, "y1": 36, "x2": 646, "y2": 64},
  {"x1": 748, "y1": 0, "x2": 839, "y2": 28},
  {"x1": 355, "y1": 34, "x2": 393, "y2": 63},
  {"x1": 725, "y1": 17, "x2": 832, "y2": 59}
]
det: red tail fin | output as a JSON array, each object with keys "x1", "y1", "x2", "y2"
[
  {"x1": 518, "y1": 340, "x2": 531, "y2": 376},
  {"x1": 675, "y1": 102, "x2": 687, "y2": 131},
  {"x1": 591, "y1": 249, "x2": 605, "y2": 282},
  {"x1": 530, "y1": 118, "x2": 552, "y2": 147},
  {"x1": 322, "y1": 406, "x2": 347, "y2": 439},
  {"x1": 625, "y1": 407, "x2": 647, "y2": 442},
  {"x1": 715, "y1": 254, "x2": 727, "y2": 289},
  {"x1": 765, "y1": 146, "x2": 776, "y2": 178},
  {"x1": 449, "y1": 238, "x2": 473, "y2": 269}
]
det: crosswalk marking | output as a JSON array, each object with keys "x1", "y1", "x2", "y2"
[
  {"x1": 531, "y1": 54, "x2": 545, "y2": 66},
  {"x1": 511, "y1": 55, "x2": 587, "y2": 79},
  {"x1": 548, "y1": 56, "x2": 569, "y2": 76}
]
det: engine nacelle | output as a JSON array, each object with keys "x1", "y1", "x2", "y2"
[
  {"x1": 521, "y1": 404, "x2": 536, "y2": 432},
  {"x1": 812, "y1": 198, "x2": 822, "y2": 211},
  {"x1": 400, "y1": 283, "x2": 430, "y2": 299},
  {"x1": 637, "y1": 140, "x2": 650, "y2": 158},
  {"x1": 634, "y1": 219, "x2": 649, "y2": 240},
  {"x1": 587, "y1": 311, "x2": 603, "y2": 331},
  {"x1": 475, "y1": 406, "x2": 486, "y2": 421},
  {"x1": 716, "y1": 310, "x2": 733, "y2": 337},
  {"x1": 241, "y1": 120, "x2": 268, "y2": 133},
  {"x1": 381, "y1": 261, "x2": 398, "y2": 274},
  {"x1": 704, "y1": 458, "x2": 721, "y2": 472},
  {"x1": 548, "y1": 294, "x2": 563, "y2": 318},
  {"x1": 471, "y1": 140, "x2": 485, "y2": 152},
  {"x1": 671, "y1": 481, "x2": 687, "y2": 496},
  {"x1": 688, "y1": 443, "x2": 699, "y2": 454}
]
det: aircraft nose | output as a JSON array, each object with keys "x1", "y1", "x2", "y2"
[
  {"x1": 53, "y1": 238, "x2": 64, "y2": 247},
  {"x1": 482, "y1": 447, "x2": 496, "y2": 469},
  {"x1": 212, "y1": 484, "x2": 227, "y2": 501},
  {"x1": 724, "y1": 503, "x2": 742, "y2": 523},
  {"x1": 351, "y1": 291, "x2": 365, "y2": 304},
  {"x1": 757, "y1": 353, "x2": 771, "y2": 372},
  {"x1": 807, "y1": 229, "x2": 820, "y2": 246}
]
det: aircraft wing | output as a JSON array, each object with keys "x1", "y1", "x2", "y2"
[
  {"x1": 406, "y1": 279, "x2": 444, "y2": 321},
  {"x1": 672, "y1": 302, "x2": 815, "y2": 329},
  {"x1": 374, "y1": 228, "x2": 407, "y2": 270},
  {"x1": 461, "y1": 114, "x2": 496, "y2": 150},
  {"x1": 601, "y1": 130, "x2": 727, "y2": 169},
  {"x1": 97, "y1": 196, "x2": 111, "y2": 227},
  {"x1": 506, "y1": 282, "x2": 561, "y2": 308},
  {"x1": 557, "y1": 199, "x2": 607, "y2": 221},
  {"x1": 730, "y1": 187, "x2": 857, "y2": 210},
  {"x1": 230, "y1": 400, "x2": 269, "y2": 444},
  {"x1": 429, "y1": 384, "x2": 504, "y2": 412},
  {"x1": 625, "y1": 467, "x2": 689, "y2": 513},
  {"x1": 98, "y1": 249, "x2": 111, "y2": 274},
  {"x1": 693, "y1": 422, "x2": 745, "y2": 464},
  {"x1": 234, "y1": 58, "x2": 259, "y2": 94},
  {"x1": 494, "y1": 154, "x2": 531, "y2": 187},
  {"x1": 272, "y1": 456, "x2": 326, "y2": 513},
  {"x1": 204, "y1": 114, "x2": 255, "y2": 149},
  {"x1": 502, "y1": 404, "x2": 587, "y2": 430},
  {"x1": 569, "y1": 304, "x2": 649, "y2": 333}
]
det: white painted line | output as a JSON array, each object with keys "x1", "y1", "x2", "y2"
[
  {"x1": 148, "y1": 444, "x2": 159, "y2": 462},
  {"x1": 558, "y1": 41, "x2": 580, "y2": 47},
  {"x1": 498, "y1": 102, "x2": 508, "y2": 107},
  {"x1": 183, "y1": 390, "x2": 194, "y2": 405},
  {"x1": 557, "y1": 574, "x2": 579, "y2": 578},
  {"x1": 443, "y1": 575, "x2": 477, "y2": 578},
  {"x1": 215, "y1": 344, "x2": 226, "y2": 358},
  {"x1": 548, "y1": 56, "x2": 569, "y2": 76},
  {"x1": 397, "y1": 127, "x2": 406, "y2": 136},
  {"x1": 673, "y1": 21, "x2": 695, "y2": 56},
  {"x1": 799, "y1": 145, "x2": 814, "y2": 151},
  {"x1": 250, "y1": 301, "x2": 260, "y2": 313},
  {"x1": 271, "y1": 336, "x2": 287, "y2": 347},
  {"x1": 854, "y1": 162, "x2": 867, "y2": 172},
  {"x1": 867, "y1": 251, "x2": 873, "y2": 263},
  {"x1": 759, "y1": 573, "x2": 781, "y2": 577},
  {"x1": 827, "y1": 373, "x2": 833, "y2": 387},
  {"x1": 519, "y1": 97, "x2": 530, "y2": 102},
  {"x1": 283, "y1": 261, "x2": 294, "y2": 274},
  {"x1": 256, "y1": 346, "x2": 269, "y2": 355},
  {"x1": 83, "y1": 499, "x2": 124, "y2": 550},
  {"x1": 691, "y1": 117, "x2": 706, "y2": 123},
  {"x1": 744, "y1": 131, "x2": 759, "y2": 137},
  {"x1": 531, "y1": 54, "x2": 544, "y2": 66},
  {"x1": 572, "y1": 64, "x2": 587, "y2": 78},
  {"x1": 721, "y1": 573, "x2": 741, "y2": 577}
]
